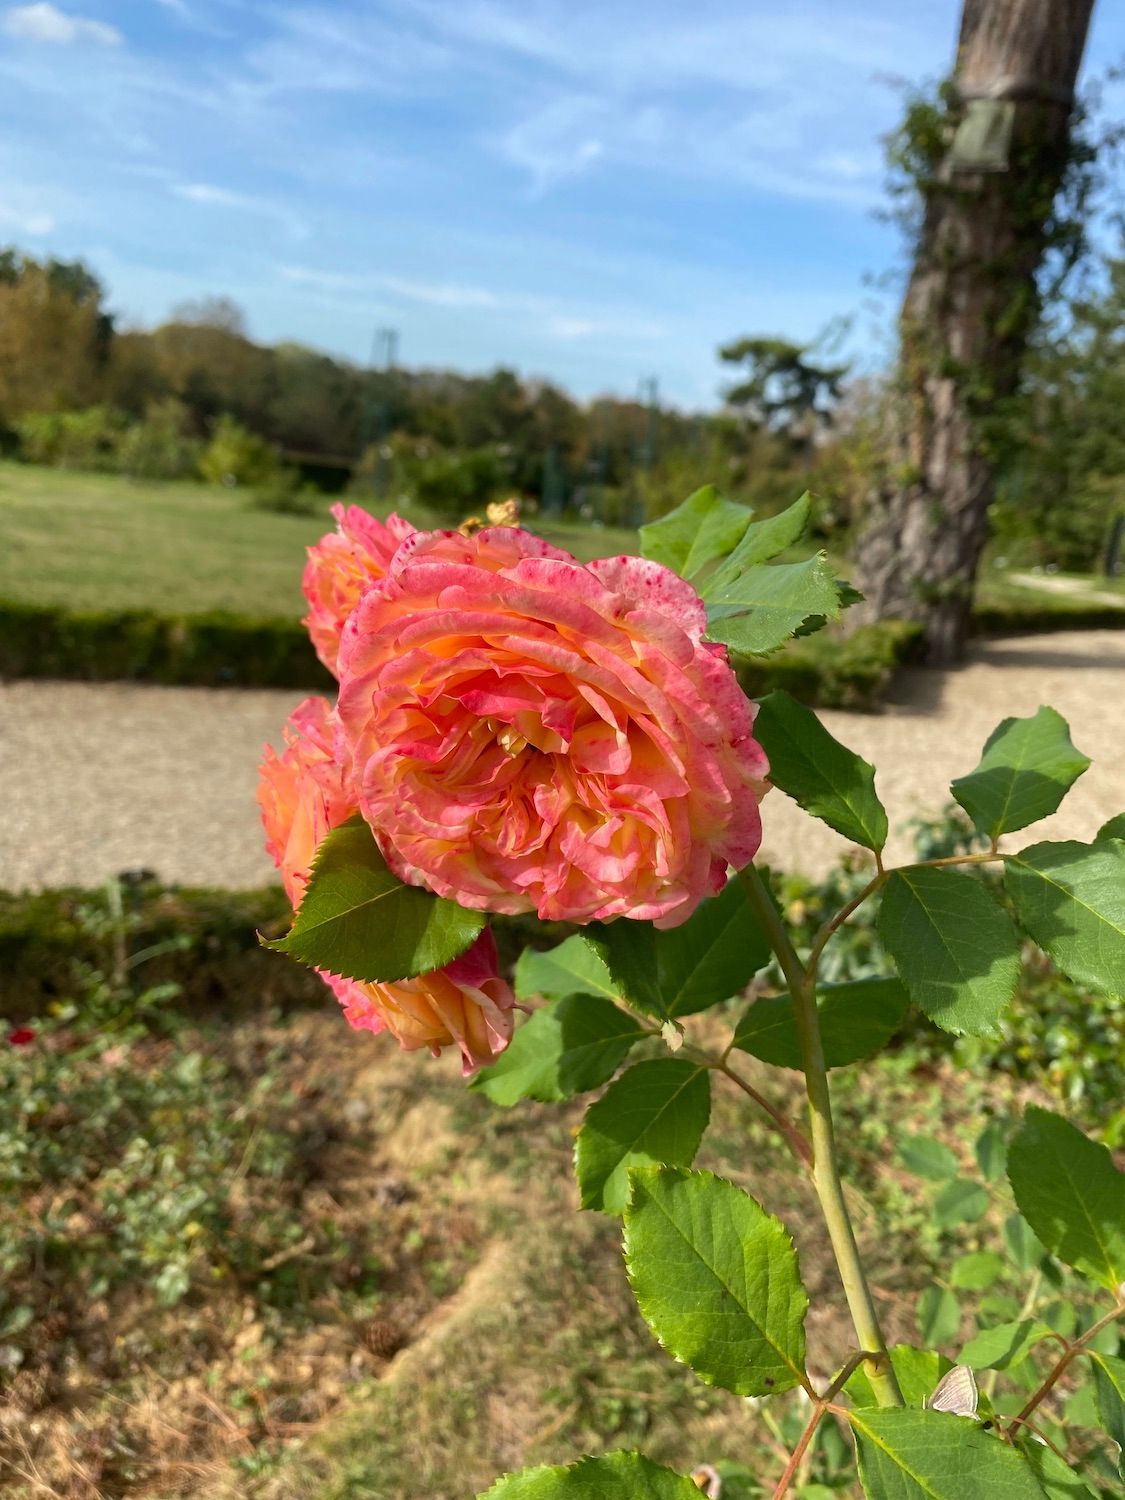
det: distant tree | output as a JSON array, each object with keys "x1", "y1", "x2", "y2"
[
  {"x1": 0, "y1": 250, "x2": 112, "y2": 419},
  {"x1": 719, "y1": 335, "x2": 846, "y2": 444},
  {"x1": 854, "y1": 0, "x2": 1097, "y2": 663}
]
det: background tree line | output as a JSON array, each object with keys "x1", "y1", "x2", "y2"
[{"x1": 0, "y1": 233, "x2": 1122, "y2": 571}]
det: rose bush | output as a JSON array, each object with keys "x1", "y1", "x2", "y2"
[{"x1": 260, "y1": 490, "x2": 1124, "y2": 1499}]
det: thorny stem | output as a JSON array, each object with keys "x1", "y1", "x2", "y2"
[
  {"x1": 805, "y1": 848, "x2": 1006, "y2": 973},
  {"x1": 738, "y1": 866, "x2": 903, "y2": 1409},
  {"x1": 1007, "y1": 1300, "x2": 1125, "y2": 1436},
  {"x1": 770, "y1": 1352, "x2": 874, "y2": 1500},
  {"x1": 715, "y1": 1058, "x2": 814, "y2": 1169}
]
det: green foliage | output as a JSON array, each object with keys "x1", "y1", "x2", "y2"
[
  {"x1": 624, "y1": 1167, "x2": 808, "y2": 1397},
  {"x1": 513, "y1": 935, "x2": 618, "y2": 1003},
  {"x1": 16, "y1": 404, "x2": 126, "y2": 469},
  {"x1": 850, "y1": 1407, "x2": 1048, "y2": 1499},
  {"x1": 1004, "y1": 840, "x2": 1125, "y2": 997},
  {"x1": 480, "y1": 1451, "x2": 702, "y2": 1499},
  {"x1": 638, "y1": 484, "x2": 752, "y2": 576},
  {"x1": 960, "y1": 1320, "x2": 1061, "y2": 1372},
  {"x1": 264, "y1": 816, "x2": 485, "y2": 982},
  {"x1": 951, "y1": 708, "x2": 1090, "y2": 840},
  {"x1": 198, "y1": 412, "x2": 284, "y2": 488},
  {"x1": 1090, "y1": 1353, "x2": 1125, "y2": 1479},
  {"x1": 734, "y1": 978, "x2": 908, "y2": 1070},
  {"x1": 916, "y1": 1286, "x2": 961, "y2": 1347},
  {"x1": 878, "y1": 867, "x2": 1021, "y2": 1035},
  {"x1": 753, "y1": 690, "x2": 888, "y2": 850},
  {"x1": 590, "y1": 879, "x2": 770, "y2": 1021},
  {"x1": 704, "y1": 552, "x2": 843, "y2": 656},
  {"x1": 471, "y1": 996, "x2": 645, "y2": 1106},
  {"x1": 115, "y1": 397, "x2": 201, "y2": 480},
  {"x1": 1007, "y1": 1107, "x2": 1125, "y2": 1292},
  {"x1": 574, "y1": 1060, "x2": 710, "y2": 1214},
  {"x1": 707, "y1": 492, "x2": 813, "y2": 580}
]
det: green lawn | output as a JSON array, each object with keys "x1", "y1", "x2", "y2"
[{"x1": 0, "y1": 462, "x2": 639, "y2": 619}]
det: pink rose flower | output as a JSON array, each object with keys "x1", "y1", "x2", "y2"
[
  {"x1": 257, "y1": 695, "x2": 358, "y2": 907},
  {"x1": 328, "y1": 929, "x2": 516, "y2": 1075},
  {"x1": 303, "y1": 503, "x2": 416, "y2": 675},
  {"x1": 257, "y1": 695, "x2": 513, "y2": 1071},
  {"x1": 336, "y1": 527, "x2": 769, "y2": 928}
]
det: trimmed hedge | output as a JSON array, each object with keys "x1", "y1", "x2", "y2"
[
  {"x1": 0, "y1": 600, "x2": 333, "y2": 690},
  {"x1": 0, "y1": 882, "x2": 568, "y2": 1022},
  {"x1": 0, "y1": 598, "x2": 923, "y2": 708},
  {"x1": 971, "y1": 601, "x2": 1125, "y2": 635}
]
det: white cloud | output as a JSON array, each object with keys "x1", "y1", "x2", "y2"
[
  {"x1": 172, "y1": 181, "x2": 307, "y2": 239},
  {"x1": 0, "y1": 200, "x2": 55, "y2": 234},
  {"x1": 2, "y1": 2, "x2": 121, "y2": 45}
]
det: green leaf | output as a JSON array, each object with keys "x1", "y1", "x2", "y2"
[
  {"x1": 263, "y1": 816, "x2": 485, "y2": 981},
  {"x1": 593, "y1": 878, "x2": 770, "y2": 1020},
  {"x1": 898, "y1": 1135, "x2": 960, "y2": 1182},
  {"x1": 845, "y1": 1346, "x2": 952, "y2": 1409},
  {"x1": 933, "y1": 1179, "x2": 989, "y2": 1229},
  {"x1": 479, "y1": 1450, "x2": 703, "y2": 1499},
  {"x1": 1007, "y1": 1106, "x2": 1125, "y2": 1291},
  {"x1": 850, "y1": 1407, "x2": 1049, "y2": 1499},
  {"x1": 950, "y1": 707, "x2": 1090, "y2": 840},
  {"x1": 878, "y1": 867, "x2": 1021, "y2": 1035},
  {"x1": 574, "y1": 1060, "x2": 710, "y2": 1215},
  {"x1": 1004, "y1": 1213, "x2": 1048, "y2": 1271},
  {"x1": 1017, "y1": 1442, "x2": 1096, "y2": 1500},
  {"x1": 706, "y1": 492, "x2": 812, "y2": 586},
  {"x1": 624, "y1": 1166, "x2": 808, "y2": 1397},
  {"x1": 752, "y1": 691, "x2": 888, "y2": 851},
  {"x1": 974, "y1": 1120, "x2": 1008, "y2": 1182},
  {"x1": 1097, "y1": 813, "x2": 1125, "y2": 842},
  {"x1": 471, "y1": 996, "x2": 645, "y2": 1106},
  {"x1": 734, "y1": 978, "x2": 908, "y2": 1070},
  {"x1": 917, "y1": 1286, "x2": 961, "y2": 1347},
  {"x1": 704, "y1": 553, "x2": 843, "y2": 657},
  {"x1": 514, "y1": 936, "x2": 618, "y2": 1003},
  {"x1": 950, "y1": 1252, "x2": 1006, "y2": 1291},
  {"x1": 1004, "y1": 839, "x2": 1125, "y2": 996},
  {"x1": 638, "y1": 485, "x2": 752, "y2": 577},
  {"x1": 1090, "y1": 1352, "x2": 1125, "y2": 1479},
  {"x1": 959, "y1": 1320, "x2": 1058, "y2": 1371}
]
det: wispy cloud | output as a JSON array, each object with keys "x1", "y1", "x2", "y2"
[
  {"x1": 0, "y1": 200, "x2": 54, "y2": 234},
  {"x1": 2, "y1": 2, "x2": 121, "y2": 46},
  {"x1": 278, "y1": 263, "x2": 664, "y2": 342},
  {"x1": 172, "y1": 181, "x2": 308, "y2": 239}
]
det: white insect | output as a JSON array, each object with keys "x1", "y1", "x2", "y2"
[{"x1": 926, "y1": 1364, "x2": 979, "y2": 1418}]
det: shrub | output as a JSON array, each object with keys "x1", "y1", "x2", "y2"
[
  {"x1": 16, "y1": 405, "x2": 126, "y2": 470},
  {"x1": 198, "y1": 413, "x2": 283, "y2": 488},
  {"x1": 115, "y1": 397, "x2": 201, "y2": 480}
]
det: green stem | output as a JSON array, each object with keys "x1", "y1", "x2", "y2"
[{"x1": 738, "y1": 866, "x2": 903, "y2": 1408}]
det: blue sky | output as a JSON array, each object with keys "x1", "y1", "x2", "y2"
[{"x1": 2, "y1": 1, "x2": 1123, "y2": 407}]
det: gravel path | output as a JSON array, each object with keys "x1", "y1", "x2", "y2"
[{"x1": 2, "y1": 629, "x2": 1123, "y2": 892}]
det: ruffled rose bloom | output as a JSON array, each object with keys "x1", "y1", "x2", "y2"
[
  {"x1": 257, "y1": 695, "x2": 514, "y2": 1072},
  {"x1": 336, "y1": 527, "x2": 769, "y2": 928},
  {"x1": 328, "y1": 929, "x2": 515, "y2": 1076},
  {"x1": 303, "y1": 503, "x2": 416, "y2": 675},
  {"x1": 257, "y1": 694, "x2": 358, "y2": 906}
]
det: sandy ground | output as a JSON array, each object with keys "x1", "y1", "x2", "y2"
[{"x1": 2, "y1": 629, "x2": 1123, "y2": 892}]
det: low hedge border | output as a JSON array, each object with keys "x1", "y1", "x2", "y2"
[
  {"x1": 0, "y1": 600, "x2": 335, "y2": 691},
  {"x1": 0, "y1": 599, "x2": 923, "y2": 709},
  {"x1": 0, "y1": 882, "x2": 569, "y2": 1022}
]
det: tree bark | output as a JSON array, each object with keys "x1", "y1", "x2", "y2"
[{"x1": 854, "y1": 0, "x2": 1095, "y2": 664}]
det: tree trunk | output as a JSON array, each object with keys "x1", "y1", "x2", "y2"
[{"x1": 854, "y1": 0, "x2": 1095, "y2": 664}]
